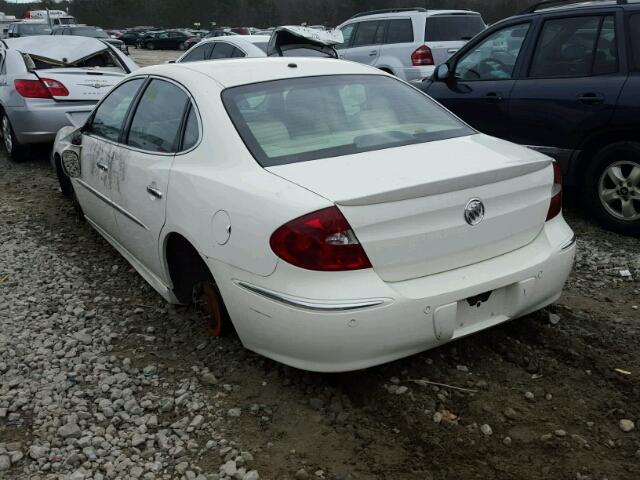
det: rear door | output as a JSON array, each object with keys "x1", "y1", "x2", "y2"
[
  {"x1": 342, "y1": 20, "x2": 386, "y2": 66},
  {"x1": 508, "y1": 11, "x2": 627, "y2": 167},
  {"x1": 75, "y1": 78, "x2": 145, "y2": 235},
  {"x1": 424, "y1": 13, "x2": 487, "y2": 65},
  {"x1": 109, "y1": 78, "x2": 193, "y2": 278},
  {"x1": 426, "y1": 22, "x2": 533, "y2": 139}
]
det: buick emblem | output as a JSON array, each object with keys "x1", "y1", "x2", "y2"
[{"x1": 464, "y1": 198, "x2": 485, "y2": 226}]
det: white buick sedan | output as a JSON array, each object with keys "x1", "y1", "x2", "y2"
[{"x1": 56, "y1": 58, "x2": 576, "y2": 372}]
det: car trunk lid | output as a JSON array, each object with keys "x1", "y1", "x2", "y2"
[
  {"x1": 33, "y1": 68, "x2": 124, "y2": 101},
  {"x1": 268, "y1": 134, "x2": 553, "y2": 282}
]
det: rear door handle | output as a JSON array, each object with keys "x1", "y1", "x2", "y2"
[
  {"x1": 484, "y1": 92, "x2": 503, "y2": 103},
  {"x1": 146, "y1": 185, "x2": 163, "y2": 199},
  {"x1": 96, "y1": 161, "x2": 109, "y2": 172},
  {"x1": 578, "y1": 93, "x2": 604, "y2": 105},
  {"x1": 447, "y1": 48, "x2": 459, "y2": 54},
  {"x1": 369, "y1": 50, "x2": 378, "y2": 57}
]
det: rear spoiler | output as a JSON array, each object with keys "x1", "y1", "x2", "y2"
[{"x1": 267, "y1": 26, "x2": 343, "y2": 59}]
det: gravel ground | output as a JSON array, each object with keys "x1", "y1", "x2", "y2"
[{"x1": 1, "y1": 49, "x2": 639, "y2": 480}]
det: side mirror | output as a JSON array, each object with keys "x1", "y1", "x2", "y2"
[
  {"x1": 61, "y1": 149, "x2": 81, "y2": 178},
  {"x1": 434, "y1": 64, "x2": 450, "y2": 81}
]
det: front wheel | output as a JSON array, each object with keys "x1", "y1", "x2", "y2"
[
  {"x1": 146, "y1": 42, "x2": 156, "y2": 50},
  {"x1": 179, "y1": 42, "x2": 187, "y2": 50},
  {"x1": 54, "y1": 154, "x2": 73, "y2": 198},
  {"x1": 1, "y1": 113, "x2": 27, "y2": 162},
  {"x1": 586, "y1": 141, "x2": 640, "y2": 236}
]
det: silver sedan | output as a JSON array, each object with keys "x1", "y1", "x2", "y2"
[{"x1": 0, "y1": 35, "x2": 138, "y2": 161}]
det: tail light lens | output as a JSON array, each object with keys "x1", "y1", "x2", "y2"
[
  {"x1": 14, "y1": 78, "x2": 69, "y2": 98},
  {"x1": 411, "y1": 45, "x2": 434, "y2": 66},
  {"x1": 546, "y1": 162, "x2": 563, "y2": 221},
  {"x1": 270, "y1": 207, "x2": 372, "y2": 271},
  {"x1": 40, "y1": 78, "x2": 69, "y2": 97}
]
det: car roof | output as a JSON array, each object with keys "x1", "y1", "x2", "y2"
[
  {"x1": 516, "y1": 0, "x2": 640, "y2": 16},
  {"x1": 199, "y1": 34, "x2": 270, "y2": 46},
  {"x1": 137, "y1": 57, "x2": 383, "y2": 88},
  {"x1": 2, "y1": 36, "x2": 111, "y2": 62},
  {"x1": 347, "y1": 9, "x2": 481, "y2": 21}
]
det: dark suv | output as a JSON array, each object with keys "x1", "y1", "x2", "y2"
[{"x1": 421, "y1": 0, "x2": 640, "y2": 235}]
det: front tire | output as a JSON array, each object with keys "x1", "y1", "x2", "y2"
[
  {"x1": 147, "y1": 42, "x2": 155, "y2": 50},
  {"x1": 586, "y1": 141, "x2": 640, "y2": 236},
  {"x1": 54, "y1": 154, "x2": 73, "y2": 198},
  {"x1": 179, "y1": 42, "x2": 187, "y2": 50},
  {"x1": 1, "y1": 113, "x2": 27, "y2": 162}
]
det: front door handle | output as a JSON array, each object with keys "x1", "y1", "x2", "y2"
[
  {"x1": 96, "y1": 161, "x2": 109, "y2": 172},
  {"x1": 484, "y1": 92, "x2": 503, "y2": 103},
  {"x1": 578, "y1": 93, "x2": 604, "y2": 105},
  {"x1": 146, "y1": 185, "x2": 163, "y2": 199}
]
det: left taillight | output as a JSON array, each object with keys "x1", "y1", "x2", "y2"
[
  {"x1": 546, "y1": 161, "x2": 563, "y2": 221},
  {"x1": 14, "y1": 78, "x2": 69, "y2": 98},
  {"x1": 270, "y1": 207, "x2": 372, "y2": 272},
  {"x1": 411, "y1": 45, "x2": 434, "y2": 66}
]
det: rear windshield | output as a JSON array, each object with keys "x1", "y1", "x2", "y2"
[
  {"x1": 20, "y1": 24, "x2": 52, "y2": 35},
  {"x1": 425, "y1": 15, "x2": 486, "y2": 42},
  {"x1": 71, "y1": 27, "x2": 109, "y2": 38},
  {"x1": 222, "y1": 74, "x2": 473, "y2": 167},
  {"x1": 25, "y1": 50, "x2": 125, "y2": 72}
]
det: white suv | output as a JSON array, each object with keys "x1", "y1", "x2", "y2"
[{"x1": 336, "y1": 8, "x2": 486, "y2": 83}]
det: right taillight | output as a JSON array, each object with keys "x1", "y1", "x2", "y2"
[
  {"x1": 270, "y1": 207, "x2": 372, "y2": 272},
  {"x1": 411, "y1": 45, "x2": 434, "y2": 66},
  {"x1": 546, "y1": 161, "x2": 563, "y2": 221}
]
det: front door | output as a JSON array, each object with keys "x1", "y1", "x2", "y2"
[
  {"x1": 508, "y1": 13, "x2": 627, "y2": 161},
  {"x1": 74, "y1": 78, "x2": 145, "y2": 235},
  {"x1": 426, "y1": 22, "x2": 533, "y2": 139},
  {"x1": 342, "y1": 20, "x2": 386, "y2": 67},
  {"x1": 109, "y1": 78, "x2": 192, "y2": 278}
]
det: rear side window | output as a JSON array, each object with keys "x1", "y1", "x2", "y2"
[
  {"x1": 629, "y1": 14, "x2": 640, "y2": 70},
  {"x1": 530, "y1": 15, "x2": 617, "y2": 78},
  {"x1": 425, "y1": 15, "x2": 486, "y2": 42},
  {"x1": 182, "y1": 107, "x2": 199, "y2": 150},
  {"x1": 90, "y1": 78, "x2": 144, "y2": 142},
  {"x1": 231, "y1": 47, "x2": 245, "y2": 58},
  {"x1": 127, "y1": 79, "x2": 189, "y2": 153},
  {"x1": 386, "y1": 19, "x2": 414, "y2": 44}
]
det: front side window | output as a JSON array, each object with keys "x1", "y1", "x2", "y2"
[
  {"x1": 631, "y1": 14, "x2": 640, "y2": 70},
  {"x1": 211, "y1": 42, "x2": 236, "y2": 58},
  {"x1": 337, "y1": 23, "x2": 356, "y2": 49},
  {"x1": 386, "y1": 19, "x2": 414, "y2": 44},
  {"x1": 530, "y1": 15, "x2": 616, "y2": 78},
  {"x1": 181, "y1": 44, "x2": 209, "y2": 62},
  {"x1": 89, "y1": 78, "x2": 144, "y2": 142},
  {"x1": 455, "y1": 23, "x2": 530, "y2": 81},
  {"x1": 127, "y1": 79, "x2": 189, "y2": 153},
  {"x1": 425, "y1": 15, "x2": 486, "y2": 42},
  {"x1": 222, "y1": 75, "x2": 473, "y2": 167},
  {"x1": 351, "y1": 21, "x2": 384, "y2": 47}
]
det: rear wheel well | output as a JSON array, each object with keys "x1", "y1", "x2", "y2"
[
  {"x1": 379, "y1": 67, "x2": 393, "y2": 75},
  {"x1": 165, "y1": 233, "x2": 212, "y2": 304},
  {"x1": 575, "y1": 131, "x2": 640, "y2": 188}
]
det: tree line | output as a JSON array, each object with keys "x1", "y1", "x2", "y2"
[{"x1": 0, "y1": 0, "x2": 539, "y2": 29}]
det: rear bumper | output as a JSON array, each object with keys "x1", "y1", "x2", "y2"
[
  {"x1": 7, "y1": 101, "x2": 95, "y2": 145},
  {"x1": 401, "y1": 65, "x2": 436, "y2": 83},
  {"x1": 211, "y1": 215, "x2": 575, "y2": 372}
]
